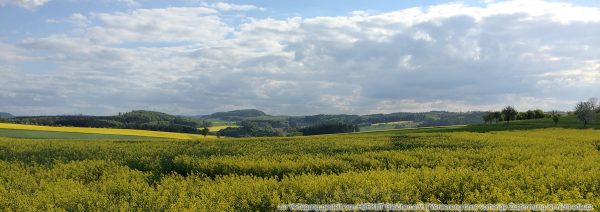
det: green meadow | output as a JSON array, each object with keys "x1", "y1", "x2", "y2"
[{"x1": 0, "y1": 128, "x2": 157, "y2": 140}]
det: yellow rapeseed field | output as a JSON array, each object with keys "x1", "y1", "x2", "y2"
[
  {"x1": 206, "y1": 125, "x2": 239, "y2": 132},
  {"x1": 0, "y1": 123, "x2": 214, "y2": 139},
  {"x1": 1, "y1": 128, "x2": 600, "y2": 210}
]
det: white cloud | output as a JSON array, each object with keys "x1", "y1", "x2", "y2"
[
  {"x1": 0, "y1": 0, "x2": 49, "y2": 9},
  {"x1": 208, "y1": 2, "x2": 265, "y2": 11},
  {"x1": 538, "y1": 61, "x2": 600, "y2": 87},
  {"x1": 106, "y1": 0, "x2": 139, "y2": 7},
  {"x1": 0, "y1": 43, "x2": 32, "y2": 61},
  {"x1": 67, "y1": 13, "x2": 89, "y2": 26},
  {"x1": 85, "y1": 7, "x2": 231, "y2": 44},
  {"x1": 3, "y1": 0, "x2": 600, "y2": 115}
]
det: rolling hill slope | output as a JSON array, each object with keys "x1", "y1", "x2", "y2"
[
  {"x1": 0, "y1": 123, "x2": 214, "y2": 139},
  {"x1": 0, "y1": 112, "x2": 14, "y2": 118},
  {"x1": 0, "y1": 125, "x2": 598, "y2": 210}
]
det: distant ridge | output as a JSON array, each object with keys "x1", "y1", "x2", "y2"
[
  {"x1": 203, "y1": 109, "x2": 269, "y2": 120},
  {"x1": 194, "y1": 109, "x2": 485, "y2": 128},
  {"x1": 0, "y1": 112, "x2": 14, "y2": 118}
]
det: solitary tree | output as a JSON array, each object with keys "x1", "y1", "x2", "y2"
[
  {"x1": 574, "y1": 100, "x2": 596, "y2": 128},
  {"x1": 549, "y1": 110, "x2": 561, "y2": 125},
  {"x1": 201, "y1": 127, "x2": 209, "y2": 137},
  {"x1": 502, "y1": 106, "x2": 518, "y2": 125}
]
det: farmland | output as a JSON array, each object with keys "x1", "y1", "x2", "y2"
[
  {"x1": 0, "y1": 128, "x2": 156, "y2": 139},
  {"x1": 206, "y1": 124, "x2": 239, "y2": 132},
  {"x1": 359, "y1": 121, "x2": 420, "y2": 132},
  {"x1": 4, "y1": 0, "x2": 600, "y2": 210},
  {"x1": 0, "y1": 123, "x2": 214, "y2": 139},
  {"x1": 0, "y1": 117, "x2": 599, "y2": 210}
]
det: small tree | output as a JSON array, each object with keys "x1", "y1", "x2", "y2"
[
  {"x1": 533, "y1": 109, "x2": 544, "y2": 119},
  {"x1": 516, "y1": 112, "x2": 527, "y2": 120},
  {"x1": 574, "y1": 100, "x2": 596, "y2": 128},
  {"x1": 526, "y1": 110, "x2": 535, "y2": 119},
  {"x1": 201, "y1": 127, "x2": 209, "y2": 137},
  {"x1": 549, "y1": 110, "x2": 560, "y2": 125},
  {"x1": 493, "y1": 111, "x2": 501, "y2": 124},
  {"x1": 590, "y1": 97, "x2": 600, "y2": 113},
  {"x1": 482, "y1": 112, "x2": 492, "y2": 124},
  {"x1": 502, "y1": 106, "x2": 518, "y2": 125}
]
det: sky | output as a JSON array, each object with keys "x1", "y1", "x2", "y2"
[{"x1": 1, "y1": 0, "x2": 600, "y2": 116}]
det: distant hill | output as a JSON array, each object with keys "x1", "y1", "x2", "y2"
[
  {"x1": 203, "y1": 109, "x2": 269, "y2": 121},
  {"x1": 0, "y1": 112, "x2": 14, "y2": 118},
  {"x1": 284, "y1": 111, "x2": 485, "y2": 128},
  {"x1": 199, "y1": 109, "x2": 485, "y2": 128},
  {"x1": 3, "y1": 108, "x2": 487, "y2": 137}
]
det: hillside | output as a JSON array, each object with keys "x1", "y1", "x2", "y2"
[
  {"x1": 0, "y1": 124, "x2": 599, "y2": 210},
  {"x1": 202, "y1": 109, "x2": 269, "y2": 121},
  {"x1": 1, "y1": 107, "x2": 599, "y2": 210},
  {"x1": 359, "y1": 112, "x2": 600, "y2": 136},
  {"x1": 6, "y1": 110, "x2": 211, "y2": 134},
  {"x1": 201, "y1": 109, "x2": 484, "y2": 128},
  {"x1": 0, "y1": 112, "x2": 14, "y2": 118},
  {"x1": 0, "y1": 123, "x2": 213, "y2": 139},
  {"x1": 198, "y1": 109, "x2": 485, "y2": 137},
  {"x1": 0, "y1": 128, "x2": 157, "y2": 139}
]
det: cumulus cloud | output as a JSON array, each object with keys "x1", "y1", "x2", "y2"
[
  {"x1": 84, "y1": 7, "x2": 231, "y2": 44},
  {"x1": 106, "y1": 0, "x2": 139, "y2": 7},
  {"x1": 0, "y1": 0, "x2": 49, "y2": 9},
  {"x1": 3, "y1": 0, "x2": 600, "y2": 115},
  {"x1": 0, "y1": 43, "x2": 32, "y2": 61},
  {"x1": 208, "y1": 2, "x2": 265, "y2": 11}
]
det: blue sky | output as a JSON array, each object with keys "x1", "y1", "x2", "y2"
[
  {"x1": 0, "y1": 0, "x2": 457, "y2": 40},
  {"x1": 1, "y1": 0, "x2": 600, "y2": 115}
]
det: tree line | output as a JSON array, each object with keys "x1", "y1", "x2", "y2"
[
  {"x1": 482, "y1": 108, "x2": 545, "y2": 124},
  {"x1": 483, "y1": 98, "x2": 600, "y2": 127},
  {"x1": 298, "y1": 122, "x2": 359, "y2": 136},
  {"x1": 216, "y1": 121, "x2": 359, "y2": 137}
]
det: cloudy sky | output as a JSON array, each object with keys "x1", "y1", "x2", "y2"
[{"x1": 1, "y1": 0, "x2": 600, "y2": 116}]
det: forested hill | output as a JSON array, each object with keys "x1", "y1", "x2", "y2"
[
  {"x1": 0, "y1": 112, "x2": 14, "y2": 118},
  {"x1": 291, "y1": 111, "x2": 485, "y2": 128},
  {"x1": 198, "y1": 109, "x2": 485, "y2": 128},
  {"x1": 202, "y1": 109, "x2": 268, "y2": 120},
  {"x1": 2, "y1": 109, "x2": 485, "y2": 136}
]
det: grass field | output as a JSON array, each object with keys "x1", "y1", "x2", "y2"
[
  {"x1": 0, "y1": 123, "x2": 214, "y2": 139},
  {"x1": 0, "y1": 128, "x2": 159, "y2": 139},
  {"x1": 358, "y1": 114, "x2": 600, "y2": 136},
  {"x1": 0, "y1": 115, "x2": 599, "y2": 210},
  {"x1": 359, "y1": 121, "x2": 419, "y2": 132},
  {"x1": 205, "y1": 119, "x2": 237, "y2": 126}
]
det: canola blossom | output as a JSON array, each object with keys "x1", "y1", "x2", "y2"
[{"x1": 0, "y1": 128, "x2": 598, "y2": 210}]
